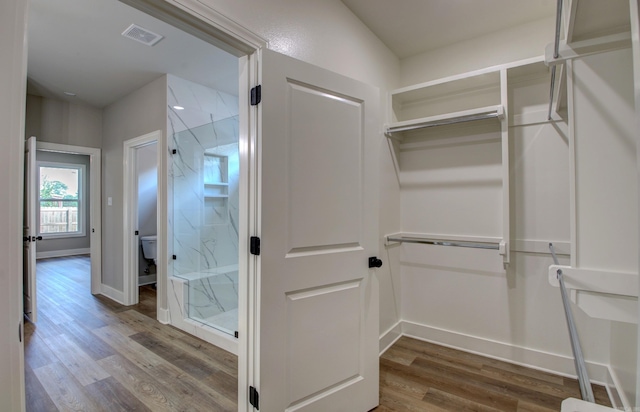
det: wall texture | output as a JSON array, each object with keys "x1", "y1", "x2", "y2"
[
  {"x1": 102, "y1": 75, "x2": 167, "y2": 291},
  {"x1": 25, "y1": 94, "x2": 102, "y2": 148},
  {"x1": 399, "y1": 17, "x2": 555, "y2": 87}
]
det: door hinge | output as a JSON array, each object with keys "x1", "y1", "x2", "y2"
[
  {"x1": 251, "y1": 85, "x2": 261, "y2": 106},
  {"x1": 135, "y1": 230, "x2": 139, "y2": 236},
  {"x1": 171, "y1": 149, "x2": 177, "y2": 155},
  {"x1": 249, "y1": 386, "x2": 259, "y2": 410},
  {"x1": 250, "y1": 236, "x2": 260, "y2": 256},
  {"x1": 234, "y1": 331, "x2": 239, "y2": 338},
  {"x1": 172, "y1": 255, "x2": 177, "y2": 260}
]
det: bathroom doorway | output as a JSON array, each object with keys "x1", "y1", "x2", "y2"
[{"x1": 123, "y1": 130, "x2": 161, "y2": 307}]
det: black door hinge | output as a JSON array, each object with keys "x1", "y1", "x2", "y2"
[
  {"x1": 251, "y1": 85, "x2": 261, "y2": 106},
  {"x1": 250, "y1": 236, "x2": 260, "y2": 256},
  {"x1": 171, "y1": 149, "x2": 177, "y2": 154},
  {"x1": 135, "y1": 230, "x2": 139, "y2": 235},
  {"x1": 249, "y1": 386, "x2": 259, "y2": 410},
  {"x1": 172, "y1": 255, "x2": 177, "y2": 260},
  {"x1": 234, "y1": 331, "x2": 239, "y2": 338}
]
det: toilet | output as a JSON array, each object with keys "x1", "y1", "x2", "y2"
[{"x1": 140, "y1": 235, "x2": 157, "y2": 265}]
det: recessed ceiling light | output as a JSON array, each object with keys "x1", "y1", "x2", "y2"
[
  {"x1": 63, "y1": 92, "x2": 76, "y2": 97},
  {"x1": 173, "y1": 106, "x2": 185, "y2": 110}
]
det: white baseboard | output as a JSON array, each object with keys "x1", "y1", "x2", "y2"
[
  {"x1": 36, "y1": 248, "x2": 90, "y2": 259},
  {"x1": 379, "y1": 321, "x2": 402, "y2": 355},
  {"x1": 157, "y1": 307, "x2": 170, "y2": 325},
  {"x1": 380, "y1": 320, "x2": 625, "y2": 405},
  {"x1": 100, "y1": 283, "x2": 125, "y2": 305}
]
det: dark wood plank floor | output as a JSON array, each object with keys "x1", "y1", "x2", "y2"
[
  {"x1": 27, "y1": 256, "x2": 613, "y2": 411},
  {"x1": 375, "y1": 336, "x2": 612, "y2": 411},
  {"x1": 26, "y1": 255, "x2": 238, "y2": 411}
]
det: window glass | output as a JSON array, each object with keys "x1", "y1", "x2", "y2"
[{"x1": 38, "y1": 164, "x2": 84, "y2": 236}]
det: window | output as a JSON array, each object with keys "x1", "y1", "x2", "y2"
[{"x1": 37, "y1": 162, "x2": 86, "y2": 237}]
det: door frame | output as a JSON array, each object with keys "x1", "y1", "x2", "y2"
[
  {"x1": 123, "y1": 130, "x2": 162, "y2": 307},
  {"x1": 36, "y1": 142, "x2": 102, "y2": 295},
  {"x1": 119, "y1": 3, "x2": 264, "y2": 410}
]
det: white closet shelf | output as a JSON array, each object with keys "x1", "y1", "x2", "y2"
[{"x1": 385, "y1": 105, "x2": 504, "y2": 138}]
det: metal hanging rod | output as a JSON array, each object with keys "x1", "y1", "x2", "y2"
[
  {"x1": 547, "y1": 0, "x2": 564, "y2": 120},
  {"x1": 549, "y1": 243, "x2": 595, "y2": 403},
  {"x1": 387, "y1": 236, "x2": 500, "y2": 250}
]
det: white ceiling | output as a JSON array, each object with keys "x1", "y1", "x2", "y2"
[
  {"x1": 27, "y1": 0, "x2": 557, "y2": 109},
  {"x1": 341, "y1": 0, "x2": 557, "y2": 59},
  {"x1": 27, "y1": 0, "x2": 238, "y2": 108}
]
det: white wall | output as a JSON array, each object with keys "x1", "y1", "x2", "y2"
[
  {"x1": 102, "y1": 75, "x2": 167, "y2": 291},
  {"x1": 400, "y1": 17, "x2": 555, "y2": 87},
  {"x1": 195, "y1": 0, "x2": 399, "y2": 91},
  {"x1": 571, "y1": 48, "x2": 638, "y2": 405},
  {"x1": 137, "y1": 142, "x2": 158, "y2": 239},
  {"x1": 0, "y1": 0, "x2": 27, "y2": 409},
  {"x1": 137, "y1": 142, "x2": 158, "y2": 275},
  {"x1": 388, "y1": 18, "x2": 622, "y2": 384},
  {"x1": 25, "y1": 94, "x2": 102, "y2": 148}
]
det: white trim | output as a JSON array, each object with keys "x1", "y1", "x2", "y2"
[
  {"x1": 36, "y1": 248, "x2": 90, "y2": 259},
  {"x1": 36, "y1": 161, "x2": 87, "y2": 238},
  {"x1": 2, "y1": 0, "x2": 28, "y2": 408},
  {"x1": 36, "y1": 142, "x2": 102, "y2": 295},
  {"x1": 607, "y1": 363, "x2": 631, "y2": 409},
  {"x1": 100, "y1": 283, "x2": 125, "y2": 305},
  {"x1": 379, "y1": 321, "x2": 403, "y2": 355},
  {"x1": 123, "y1": 130, "x2": 161, "y2": 306},
  {"x1": 399, "y1": 320, "x2": 610, "y2": 382},
  {"x1": 157, "y1": 307, "x2": 170, "y2": 324},
  {"x1": 378, "y1": 321, "x2": 629, "y2": 406},
  {"x1": 121, "y1": 0, "x2": 267, "y2": 55}
]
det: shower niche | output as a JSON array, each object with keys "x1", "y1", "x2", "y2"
[{"x1": 203, "y1": 153, "x2": 229, "y2": 225}]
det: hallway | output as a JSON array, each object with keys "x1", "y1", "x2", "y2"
[{"x1": 25, "y1": 256, "x2": 238, "y2": 411}]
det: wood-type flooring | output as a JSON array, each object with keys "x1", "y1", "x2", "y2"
[
  {"x1": 375, "y1": 337, "x2": 612, "y2": 411},
  {"x1": 26, "y1": 256, "x2": 613, "y2": 411},
  {"x1": 25, "y1": 256, "x2": 238, "y2": 411}
]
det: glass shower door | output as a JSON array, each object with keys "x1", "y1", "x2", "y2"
[{"x1": 172, "y1": 115, "x2": 239, "y2": 336}]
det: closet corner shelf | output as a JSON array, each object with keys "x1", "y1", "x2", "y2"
[{"x1": 385, "y1": 105, "x2": 504, "y2": 138}]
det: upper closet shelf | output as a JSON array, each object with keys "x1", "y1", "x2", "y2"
[{"x1": 385, "y1": 105, "x2": 504, "y2": 138}]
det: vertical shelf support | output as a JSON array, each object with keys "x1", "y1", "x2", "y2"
[{"x1": 500, "y1": 69, "x2": 510, "y2": 267}]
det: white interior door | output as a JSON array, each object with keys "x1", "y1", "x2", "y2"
[
  {"x1": 255, "y1": 49, "x2": 380, "y2": 411},
  {"x1": 23, "y1": 135, "x2": 37, "y2": 322}
]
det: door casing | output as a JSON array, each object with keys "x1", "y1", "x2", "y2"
[
  {"x1": 123, "y1": 130, "x2": 162, "y2": 307},
  {"x1": 36, "y1": 142, "x2": 102, "y2": 295}
]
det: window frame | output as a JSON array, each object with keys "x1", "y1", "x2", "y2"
[{"x1": 36, "y1": 161, "x2": 86, "y2": 238}]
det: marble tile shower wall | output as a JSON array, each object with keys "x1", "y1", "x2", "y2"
[{"x1": 167, "y1": 75, "x2": 239, "y2": 281}]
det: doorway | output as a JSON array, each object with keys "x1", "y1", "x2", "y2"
[
  {"x1": 35, "y1": 142, "x2": 102, "y2": 295},
  {"x1": 123, "y1": 131, "x2": 160, "y2": 307}
]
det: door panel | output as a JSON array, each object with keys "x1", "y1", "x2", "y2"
[
  {"x1": 258, "y1": 49, "x2": 379, "y2": 412},
  {"x1": 23, "y1": 135, "x2": 37, "y2": 322}
]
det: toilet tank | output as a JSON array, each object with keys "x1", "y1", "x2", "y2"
[{"x1": 140, "y1": 235, "x2": 157, "y2": 260}]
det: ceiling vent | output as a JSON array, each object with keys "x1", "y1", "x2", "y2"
[{"x1": 121, "y1": 24, "x2": 163, "y2": 46}]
